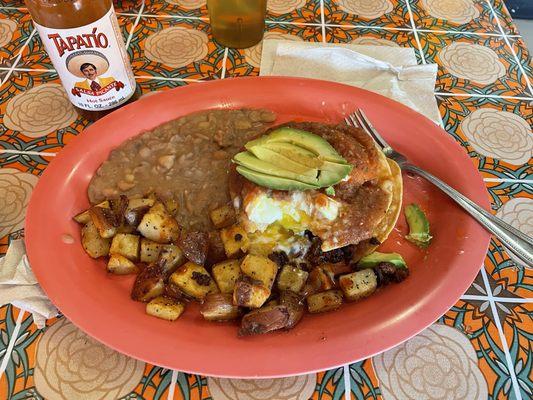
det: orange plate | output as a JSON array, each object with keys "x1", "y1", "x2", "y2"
[{"x1": 25, "y1": 77, "x2": 491, "y2": 378}]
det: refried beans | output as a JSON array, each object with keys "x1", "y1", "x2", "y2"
[{"x1": 88, "y1": 109, "x2": 276, "y2": 231}]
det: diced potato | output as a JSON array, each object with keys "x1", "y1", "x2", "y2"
[
  {"x1": 210, "y1": 204, "x2": 236, "y2": 229},
  {"x1": 178, "y1": 231, "x2": 208, "y2": 265},
  {"x1": 240, "y1": 254, "x2": 278, "y2": 289},
  {"x1": 109, "y1": 195, "x2": 128, "y2": 226},
  {"x1": 321, "y1": 262, "x2": 352, "y2": 278},
  {"x1": 239, "y1": 304, "x2": 290, "y2": 336},
  {"x1": 169, "y1": 262, "x2": 218, "y2": 301},
  {"x1": 233, "y1": 276, "x2": 271, "y2": 309},
  {"x1": 157, "y1": 245, "x2": 185, "y2": 275},
  {"x1": 220, "y1": 224, "x2": 249, "y2": 258},
  {"x1": 137, "y1": 202, "x2": 180, "y2": 243},
  {"x1": 207, "y1": 230, "x2": 226, "y2": 265},
  {"x1": 308, "y1": 267, "x2": 336, "y2": 292},
  {"x1": 277, "y1": 265, "x2": 309, "y2": 293},
  {"x1": 110, "y1": 233, "x2": 140, "y2": 261},
  {"x1": 339, "y1": 269, "x2": 377, "y2": 302},
  {"x1": 125, "y1": 198, "x2": 154, "y2": 226},
  {"x1": 88, "y1": 206, "x2": 118, "y2": 238},
  {"x1": 140, "y1": 238, "x2": 163, "y2": 263},
  {"x1": 81, "y1": 220, "x2": 111, "y2": 258},
  {"x1": 73, "y1": 201, "x2": 109, "y2": 224},
  {"x1": 146, "y1": 296, "x2": 185, "y2": 321},
  {"x1": 279, "y1": 290, "x2": 304, "y2": 329},
  {"x1": 200, "y1": 293, "x2": 241, "y2": 321},
  {"x1": 212, "y1": 259, "x2": 241, "y2": 294},
  {"x1": 307, "y1": 290, "x2": 343, "y2": 314},
  {"x1": 107, "y1": 254, "x2": 139, "y2": 275},
  {"x1": 131, "y1": 264, "x2": 165, "y2": 302}
]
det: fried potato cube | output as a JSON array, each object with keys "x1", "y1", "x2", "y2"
[
  {"x1": 339, "y1": 269, "x2": 377, "y2": 302},
  {"x1": 157, "y1": 245, "x2": 185, "y2": 275},
  {"x1": 140, "y1": 238, "x2": 163, "y2": 263},
  {"x1": 131, "y1": 264, "x2": 165, "y2": 302},
  {"x1": 220, "y1": 224, "x2": 249, "y2": 258},
  {"x1": 81, "y1": 220, "x2": 111, "y2": 258},
  {"x1": 277, "y1": 265, "x2": 309, "y2": 293},
  {"x1": 146, "y1": 296, "x2": 185, "y2": 321},
  {"x1": 240, "y1": 254, "x2": 278, "y2": 289},
  {"x1": 308, "y1": 267, "x2": 336, "y2": 292},
  {"x1": 200, "y1": 293, "x2": 241, "y2": 321},
  {"x1": 210, "y1": 204, "x2": 236, "y2": 229},
  {"x1": 212, "y1": 259, "x2": 241, "y2": 294},
  {"x1": 233, "y1": 276, "x2": 271, "y2": 309},
  {"x1": 73, "y1": 201, "x2": 109, "y2": 225},
  {"x1": 107, "y1": 254, "x2": 140, "y2": 275},
  {"x1": 110, "y1": 233, "x2": 140, "y2": 261},
  {"x1": 307, "y1": 290, "x2": 344, "y2": 314},
  {"x1": 239, "y1": 304, "x2": 290, "y2": 336},
  {"x1": 169, "y1": 262, "x2": 218, "y2": 301},
  {"x1": 124, "y1": 198, "x2": 155, "y2": 226},
  {"x1": 137, "y1": 202, "x2": 180, "y2": 244},
  {"x1": 88, "y1": 206, "x2": 118, "y2": 238}
]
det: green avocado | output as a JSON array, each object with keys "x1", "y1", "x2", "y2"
[
  {"x1": 233, "y1": 151, "x2": 318, "y2": 184},
  {"x1": 261, "y1": 142, "x2": 324, "y2": 169},
  {"x1": 235, "y1": 166, "x2": 319, "y2": 191},
  {"x1": 246, "y1": 127, "x2": 349, "y2": 164},
  {"x1": 404, "y1": 204, "x2": 432, "y2": 248},
  {"x1": 358, "y1": 252, "x2": 407, "y2": 269},
  {"x1": 246, "y1": 146, "x2": 318, "y2": 176}
]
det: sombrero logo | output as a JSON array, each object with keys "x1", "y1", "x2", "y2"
[{"x1": 66, "y1": 50, "x2": 125, "y2": 97}]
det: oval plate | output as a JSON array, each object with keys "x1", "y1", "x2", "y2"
[{"x1": 26, "y1": 77, "x2": 491, "y2": 378}]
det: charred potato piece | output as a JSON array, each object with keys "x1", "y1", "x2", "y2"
[
  {"x1": 212, "y1": 259, "x2": 241, "y2": 294},
  {"x1": 207, "y1": 230, "x2": 226, "y2": 266},
  {"x1": 339, "y1": 269, "x2": 377, "y2": 301},
  {"x1": 239, "y1": 304, "x2": 290, "y2": 336},
  {"x1": 88, "y1": 206, "x2": 118, "y2": 238},
  {"x1": 140, "y1": 238, "x2": 163, "y2": 263},
  {"x1": 109, "y1": 195, "x2": 128, "y2": 226},
  {"x1": 321, "y1": 262, "x2": 352, "y2": 278},
  {"x1": 200, "y1": 293, "x2": 241, "y2": 321},
  {"x1": 157, "y1": 245, "x2": 185, "y2": 275},
  {"x1": 110, "y1": 233, "x2": 140, "y2": 261},
  {"x1": 210, "y1": 204, "x2": 236, "y2": 229},
  {"x1": 279, "y1": 290, "x2": 304, "y2": 329},
  {"x1": 169, "y1": 262, "x2": 218, "y2": 301},
  {"x1": 233, "y1": 276, "x2": 271, "y2": 309},
  {"x1": 137, "y1": 202, "x2": 180, "y2": 243},
  {"x1": 125, "y1": 198, "x2": 154, "y2": 226},
  {"x1": 277, "y1": 265, "x2": 309, "y2": 293},
  {"x1": 178, "y1": 231, "x2": 209, "y2": 265},
  {"x1": 81, "y1": 220, "x2": 111, "y2": 258},
  {"x1": 73, "y1": 201, "x2": 109, "y2": 225},
  {"x1": 308, "y1": 267, "x2": 336, "y2": 292},
  {"x1": 240, "y1": 254, "x2": 278, "y2": 289},
  {"x1": 131, "y1": 264, "x2": 165, "y2": 302},
  {"x1": 107, "y1": 254, "x2": 140, "y2": 275},
  {"x1": 307, "y1": 290, "x2": 343, "y2": 314},
  {"x1": 220, "y1": 224, "x2": 249, "y2": 258},
  {"x1": 146, "y1": 296, "x2": 185, "y2": 321},
  {"x1": 164, "y1": 282, "x2": 186, "y2": 301}
]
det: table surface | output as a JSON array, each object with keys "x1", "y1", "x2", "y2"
[{"x1": 0, "y1": 1, "x2": 531, "y2": 399}]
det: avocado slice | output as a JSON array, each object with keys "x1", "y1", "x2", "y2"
[
  {"x1": 404, "y1": 204, "x2": 432, "y2": 248},
  {"x1": 233, "y1": 151, "x2": 318, "y2": 184},
  {"x1": 358, "y1": 252, "x2": 407, "y2": 269},
  {"x1": 235, "y1": 166, "x2": 319, "y2": 191},
  {"x1": 246, "y1": 127, "x2": 349, "y2": 164},
  {"x1": 247, "y1": 146, "x2": 320, "y2": 176},
  {"x1": 262, "y1": 142, "x2": 323, "y2": 169}
]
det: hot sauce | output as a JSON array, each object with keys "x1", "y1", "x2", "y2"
[{"x1": 24, "y1": 0, "x2": 137, "y2": 120}]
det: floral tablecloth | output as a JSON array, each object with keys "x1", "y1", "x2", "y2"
[{"x1": 0, "y1": 1, "x2": 532, "y2": 399}]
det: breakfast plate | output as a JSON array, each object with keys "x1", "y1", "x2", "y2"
[{"x1": 25, "y1": 77, "x2": 491, "y2": 378}]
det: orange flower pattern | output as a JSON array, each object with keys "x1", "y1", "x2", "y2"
[{"x1": 0, "y1": 1, "x2": 531, "y2": 400}]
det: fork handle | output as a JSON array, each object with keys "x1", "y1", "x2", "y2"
[{"x1": 404, "y1": 164, "x2": 533, "y2": 268}]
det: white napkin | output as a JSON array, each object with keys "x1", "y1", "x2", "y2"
[
  {"x1": 260, "y1": 40, "x2": 441, "y2": 124},
  {"x1": 0, "y1": 240, "x2": 58, "y2": 328}
]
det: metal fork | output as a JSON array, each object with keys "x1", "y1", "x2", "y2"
[{"x1": 345, "y1": 109, "x2": 533, "y2": 268}]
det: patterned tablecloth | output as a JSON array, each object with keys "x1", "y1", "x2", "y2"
[{"x1": 0, "y1": 0, "x2": 531, "y2": 399}]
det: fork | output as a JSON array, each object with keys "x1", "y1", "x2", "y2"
[{"x1": 345, "y1": 109, "x2": 533, "y2": 268}]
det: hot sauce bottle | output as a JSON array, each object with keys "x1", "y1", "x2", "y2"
[{"x1": 24, "y1": 0, "x2": 137, "y2": 121}]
